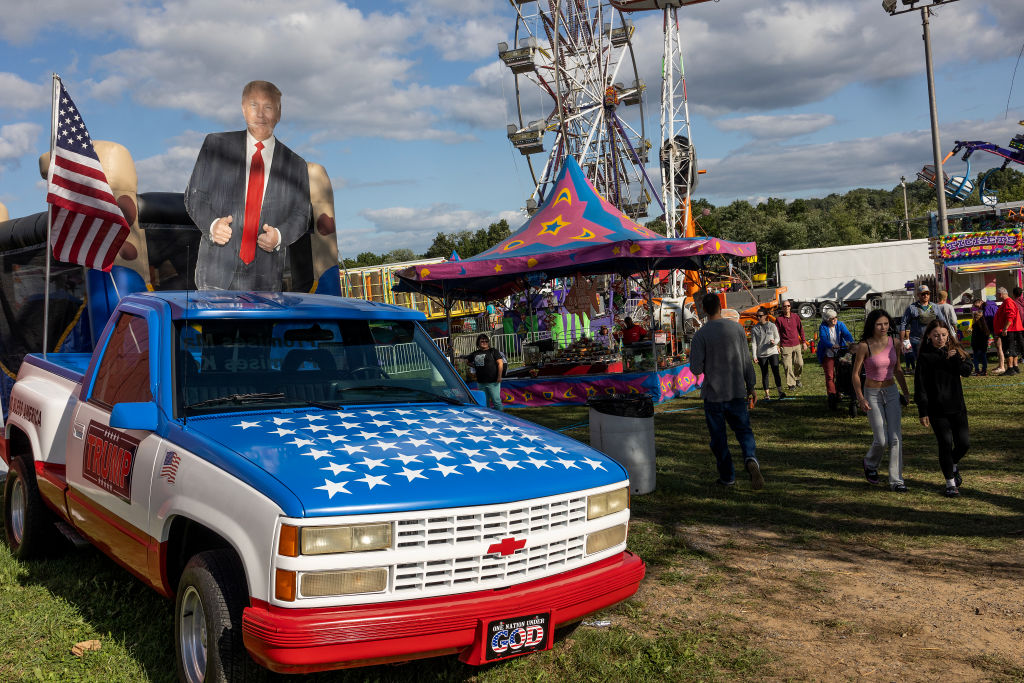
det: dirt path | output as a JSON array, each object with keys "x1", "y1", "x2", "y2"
[{"x1": 637, "y1": 525, "x2": 1024, "y2": 681}]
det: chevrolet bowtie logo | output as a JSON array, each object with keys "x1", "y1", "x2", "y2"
[{"x1": 487, "y1": 537, "x2": 526, "y2": 557}]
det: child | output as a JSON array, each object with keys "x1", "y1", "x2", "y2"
[
  {"x1": 914, "y1": 320, "x2": 973, "y2": 497},
  {"x1": 969, "y1": 307, "x2": 990, "y2": 376}
]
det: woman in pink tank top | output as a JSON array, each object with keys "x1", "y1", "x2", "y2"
[{"x1": 852, "y1": 309, "x2": 911, "y2": 492}]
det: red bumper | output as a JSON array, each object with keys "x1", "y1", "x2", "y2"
[{"x1": 242, "y1": 550, "x2": 645, "y2": 674}]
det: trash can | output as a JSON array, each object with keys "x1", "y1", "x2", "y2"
[{"x1": 588, "y1": 394, "x2": 656, "y2": 495}]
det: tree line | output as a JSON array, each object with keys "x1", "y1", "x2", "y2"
[{"x1": 340, "y1": 168, "x2": 1024, "y2": 274}]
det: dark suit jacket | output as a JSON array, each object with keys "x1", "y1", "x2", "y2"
[{"x1": 185, "y1": 131, "x2": 311, "y2": 291}]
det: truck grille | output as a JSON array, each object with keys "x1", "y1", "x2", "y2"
[{"x1": 392, "y1": 495, "x2": 588, "y2": 593}]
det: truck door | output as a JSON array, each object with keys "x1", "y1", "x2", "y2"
[{"x1": 65, "y1": 309, "x2": 165, "y2": 581}]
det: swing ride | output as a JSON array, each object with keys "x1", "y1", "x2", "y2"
[{"x1": 917, "y1": 126, "x2": 1024, "y2": 206}]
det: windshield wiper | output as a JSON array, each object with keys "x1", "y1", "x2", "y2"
[
  {"x1": 186, "y1": 392, "x2": 286, "y2": 409},
  {"x1": 334, "y1": 385, "x2": 465, "y2": 405}
]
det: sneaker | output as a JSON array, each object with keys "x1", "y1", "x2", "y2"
[
  {"x1": 745, "y1": 459, "x2": 765, "y2": 490},
  {"x1": 764, "y1": 390, "x2": 772, "y2": 400},
  {"x1": 892, "y1": 483, "x2": 909, "y2": 493},
  {"x1": 944, "y1": 485, "x2": 960, "y2": 498},
  {"x1": 864, "y1": 468, "x2": 881, "y2": 485},
  {"x1": 778, "y1": 390, "x2": 787, "y2": 400},
  {"x1": 953, "y1": 467, "x2": 962, "y2": 488},
  {"x1": 993, "y1": 367, "x2": 1006, "y2": 375},
  {"x1": 716, "y1": 478, "x2": 736, "y2": 488},
  {"x1": 1013, "y1": 367, "x2": 1021, "y2": 375}
]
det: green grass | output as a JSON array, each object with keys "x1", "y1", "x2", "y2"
[{"x1": 1, "y1": 314, "x2": 1021, "y2": 680}]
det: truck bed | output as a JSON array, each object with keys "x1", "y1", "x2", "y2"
[{"x1": 23, "y1": 353, "x2": 92, "y2": 384}]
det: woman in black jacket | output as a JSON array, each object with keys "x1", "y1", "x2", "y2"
[{"x1": 914, "y1": 319, "x2": 973, "y2": 497}]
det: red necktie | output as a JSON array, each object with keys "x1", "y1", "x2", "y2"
[{"x1": 240, "y1": 140, "x2": 265, "y2": 264}]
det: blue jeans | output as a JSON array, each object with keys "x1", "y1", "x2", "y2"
[
  {"x1": 863, "y1": 384, "x2": 903, "y2": 487},
  {"x1": 479, "y1": 382, "x2": 503, "y2": 411},
  {"x1": 972, "y1": 349, "x2": 987, "y2": 374},
  {"x1": 703, "y1": 398, "x2": 757, "y2": 484}
]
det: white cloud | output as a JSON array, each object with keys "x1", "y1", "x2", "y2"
[
  {"x1": 349, "y1": 203, "x2": 522, "y2": 254},
  {"x1": 629, "y1": 0, "x2": 1022, "y2": 115},
  {"x1": 698, "y1": 116, "x2": 1021, "y2": 202},
  {"x1": 713, "y1": 113, "x2": 837, "y2": 140},
  {"x1": 133, "y1": 131, "x2": 206, "y2": 193},
  {"x1": 0, "y1": 0, "x2": 136, "y2": 44},
  {"x1": 0, "y1": 123, "x2": 41, "y2": 162},
  {"x1": 0, "y1": 73, "x2": 49, "y2": 111}
]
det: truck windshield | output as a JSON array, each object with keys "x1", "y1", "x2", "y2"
[{"x1": 174, "y1": 318, "x2": 473, "y2": 417}]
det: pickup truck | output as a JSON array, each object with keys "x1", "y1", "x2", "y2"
[{"x1": 2, "y1": 291, "x2": 644, "y2": 681}]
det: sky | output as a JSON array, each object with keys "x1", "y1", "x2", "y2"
[{"x1": 0, "y1": 0, "x2": 1022, "y2": 259}]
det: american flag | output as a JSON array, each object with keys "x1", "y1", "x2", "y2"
[
  {"x1": 45, "y1": 81, "x2": 130, "y2": 272},
  {"x1": 160, "y1": 451, "x2": 181, "y2": 484}
]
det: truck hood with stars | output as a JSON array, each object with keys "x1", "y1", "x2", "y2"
[{"x1": 184, "y1": 405, "x2": 628, "y2": 517}]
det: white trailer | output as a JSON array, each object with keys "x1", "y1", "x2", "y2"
[{"x1": 778, "y1": 239, "x2": 934, "y2": 319}]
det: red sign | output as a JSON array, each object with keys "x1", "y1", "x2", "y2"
[{"x1": 83, "y1": 421, "x2": 138, "y2": 503}]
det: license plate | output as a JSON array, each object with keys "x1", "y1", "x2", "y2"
[{"x1": 484, "y1": 612, "x2": 551, "y2": 662}]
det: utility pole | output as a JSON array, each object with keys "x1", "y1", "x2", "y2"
[{"x1": 901, "y1": 175, "x2": 911, "y2": 239}]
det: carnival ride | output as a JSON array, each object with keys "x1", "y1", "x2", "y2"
[
  {"x1": 501, "y1": 1, "x2": 658, "y2": 221},
  {"x1": 917, "y1": 126, "x2": 1024, "y2": 206}
]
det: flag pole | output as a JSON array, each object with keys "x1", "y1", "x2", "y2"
[{"x1": 43, "y1": 73, "x2": 61, "y2": 358}]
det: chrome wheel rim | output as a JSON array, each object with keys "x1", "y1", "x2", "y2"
[
  {"x1": 179, "y1": 586, "x2": 207, "y2": 682},
  {"x1": 9, "y1": 475, "x2": 25, "y2": 545}
]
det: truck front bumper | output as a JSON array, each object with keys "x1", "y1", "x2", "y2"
[{"x1": 242, "y1": 550, "x2": 645, "y2": 674}]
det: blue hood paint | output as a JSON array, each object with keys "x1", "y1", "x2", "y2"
[{"x1": 183, "y1": 405, "x2": 627, "y2": 516}]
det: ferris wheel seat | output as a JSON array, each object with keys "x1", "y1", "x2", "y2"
[
  {"x1": 507, "y1": 124, "x2": 545, "y2": 155},
  {"x1": 498, "y1": 39, "x2": 539, "y2": 74},
  {"x1": 604, "y1": 21, "x2": 635, "y2": 47},
  {"x1": 616, "y1": 80, "x2": 645, "y2": 107}
]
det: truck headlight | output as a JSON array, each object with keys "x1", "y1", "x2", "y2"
[
  {"x1": 586, "y1": 524, "x2": 627, "y2": 555},
  {"x1": 300, "y1": 567, "x2": 389, "y2": 597},
  {"x1": 587, "y1": 487, "x2": 629, "y2": 520},
  {"x1": 300, "y1": 523, "x2": 393, "y2": 555}
]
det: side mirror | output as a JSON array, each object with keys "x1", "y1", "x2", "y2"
[
  {"x1": 470, "y1": 390, "x2": 487, "y2": 407},
  {"x1": 109, "y1": 401, "x2": 160, "y2": 431}
]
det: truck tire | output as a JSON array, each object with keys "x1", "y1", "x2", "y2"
[
  {"x1": 175, "y1": 550, "x2": 266, "y2": 683},
  {"x1": 796, "y1": 302, "x2": 817, "y2": 319},
  {"x1": 819, "y1": 301, "x2": 839, "y2": 318},
  {"x1": 3, "y1": 456, "x2": 58, "y2": 560}
]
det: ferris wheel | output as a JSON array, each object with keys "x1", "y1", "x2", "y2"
[{"x1": 499, "y1": 0, "x2": 662, "y2": 220}]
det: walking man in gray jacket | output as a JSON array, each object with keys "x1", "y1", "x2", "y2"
[{"x1": 689, "y1": 293, "x2": 764, "y2": 489}]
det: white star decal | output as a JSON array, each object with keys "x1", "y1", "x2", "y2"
[
  {"x1": 459, "y1": 448, "x2": 483, "y2": 458},
  {"x1": 524, "y1": 457, "x2": 551, "y2": 469},
  {"x1": 395, "y1": 467, "x2": 427, "y2": 482},
  {"x1": 305, "y1": 424, "x2": 329, "y2": 433},
  {"x1": 448, "y1": 425, "x2": 468, "y2": 433},
  {"x1": 581, "y1": 457, "x2": 607, "y2": 471},
  {"x1": 418, "y1": 426, "x2": 441, "y2": 435},
  {"x1": 424, "y1": 449, "x2": 454, "y2": 461},
  {"x1": 322, "y1": 462, "x2": 353, "y2": 476},
  {"x1": 337, "y1": 421, "x2": 361, "y2": 430},
  {"x1": 488, "y1": 447, "x2": 511, "y2": 457},
  {"x1": 437, "y1": 436, "x2": 459, "y2": 445},
  {"x1": 340, "y1": 444, "x2": 366, "y2": 455},
  {"x1": 315, "y1": 479, "x2": 350, "y2": 498},
  {"x1": 516, "y1": 445, "x2": 539, "y2": 455},
  {"x1": 271, "y1": 417, "x2": 292, "y2": 425},
  {"x1": 520, "y1": 433, "x2": 543, "y2": 442},
  {"x1": 388, "y1": 429, "x2": 412, "y2": 438},
  {"x1": 357, "y1": 473, "x2": 389, "y2": 489},
  {"x1": 356, "y1": 431, "x2": 378, "y2": 440},
  {"x1": 288, "y1": 438, "x2": 316, "y2": 448},
  {"x1": 405, "y1": 438, "x2": 429, "y2": 448},
  {"x1": 496, "y1": 458, "x2": 524, "y2": 470},
  {"x1": 491, "y1": 433, "x2": 516, "y2": 442},
  {"x1": 302, "y1": 414, "x2": 326, "y2": 421},
  {"x1": 464, "y1": 459, "x2": 493, "y2": 472},
  {"x1": 324, "y1": 434, "x2": 348, "y2": 443},
  {"x1": 545, "y1": 445, "x2": 566, "y2": 454},
  {"x1": 370, "y1": 419, "x2": 392, "y2": 427},
  {"x1": 356, "y1": 456, "x2": 387, "y2": 470},
  {"x1": 432, "y1": 463, "x2": 461, "y2": 477},
  {"x1": 365, "y1": 410, "x2": 387, "y2": 416},
  {"x1": 554, "y1": 458, "x2": 580, "y2": 469},
  {"x1": 391, "y1": 409, "x2": 414, "y2": 415},
  {"x1": 464, "y1": 434, "x2": 489, "y2": 443},
  {"x1": 370, "y1": 441, "x2": 400, "y2": 452},
  {"x1": 391, "y1": 453, "x2": 421, "y2": 465},
  {"x1": 270, "y1": 428, "x2": 295, "y2": 437},
  {"x1": 234, "y1": 420, "x2": 260, "y2": 429},
  {"x1": 302, "y1": 449, "x2": 333, "y2": 461}
]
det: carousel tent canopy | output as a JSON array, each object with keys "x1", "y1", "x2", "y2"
[{"x1": 395, "y1": 156, "x2": 755, "y2": 301}]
